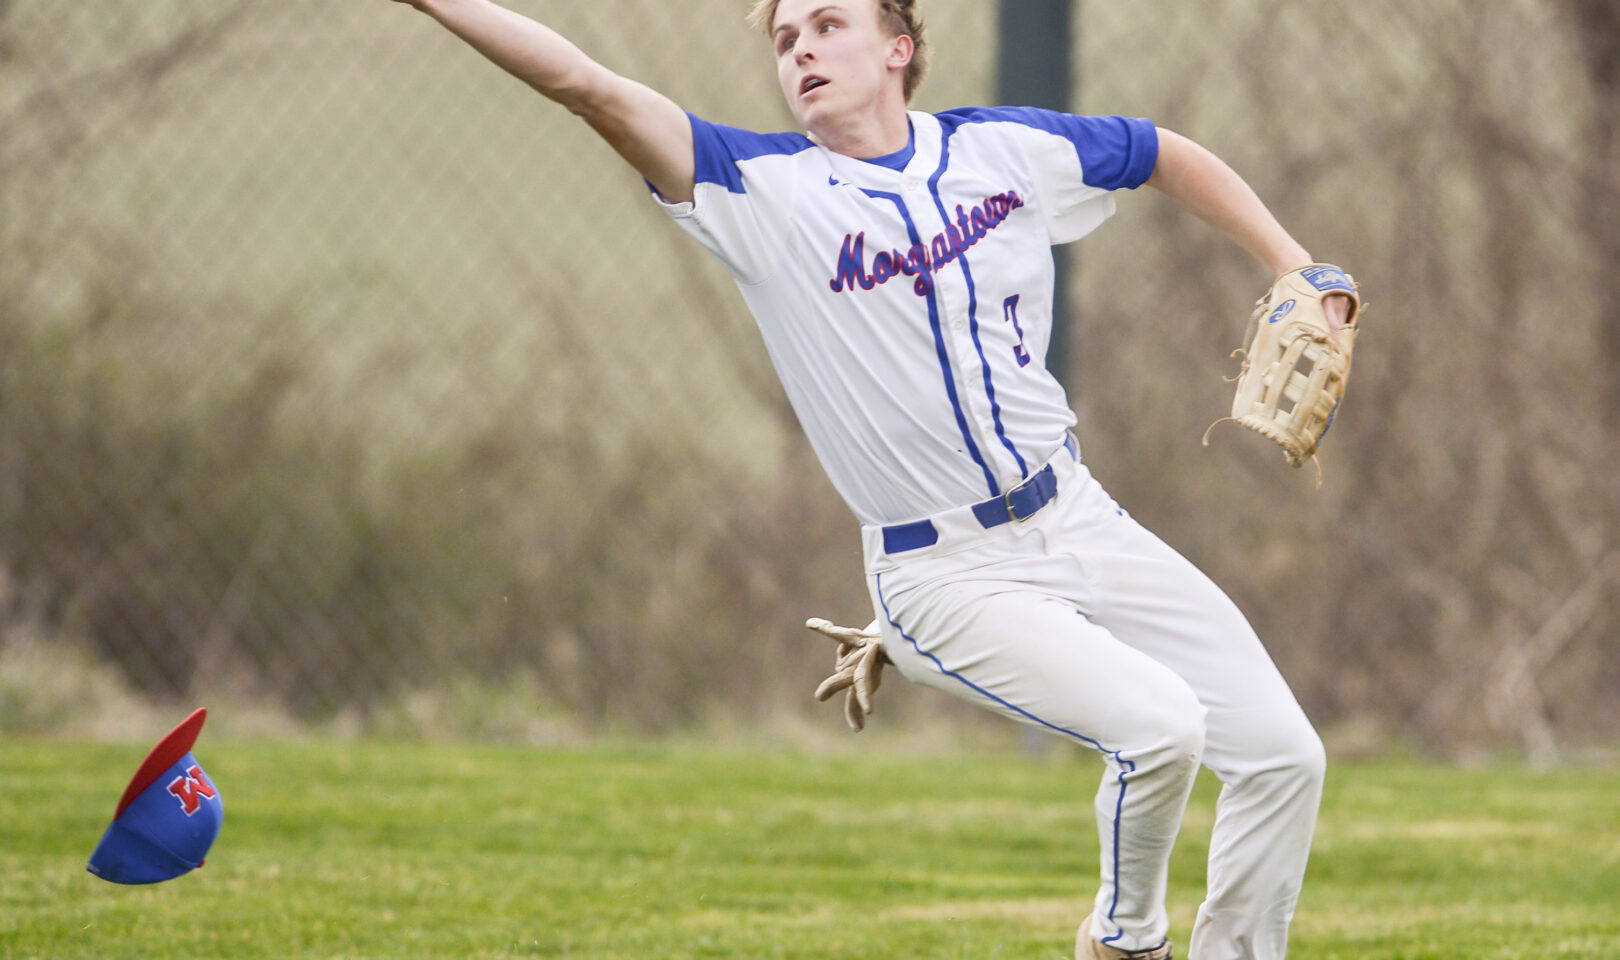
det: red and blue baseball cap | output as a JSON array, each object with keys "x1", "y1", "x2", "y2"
[{"x1": 87, "y1": 707, "x2": 223, "y2": 885}]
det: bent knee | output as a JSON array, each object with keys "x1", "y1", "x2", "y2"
[
  {"x1": 1213, "y1": 710, "x2": 1326, "y2": 790},
  {"x1": 1255, "y1": 720, "x2": 1326, "y2": 788},
  {"x1": 1168, "y1": 705, "x2": 1209, "y2": 762},
  {"x1": 1277, "y1": 724, "x2": 1327, "y2": 791},
  {"x1": 1133, "y1": 692, "x2": 1208, "y2": 768}
]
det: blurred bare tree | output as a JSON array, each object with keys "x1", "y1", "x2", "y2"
[{"x1": 1064, "y1": 0, "x2": 1618, "y2": 762}]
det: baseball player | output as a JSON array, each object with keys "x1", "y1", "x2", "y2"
[{"x1": 385, "y1": 1, "x2": 1352, "y2": 957}]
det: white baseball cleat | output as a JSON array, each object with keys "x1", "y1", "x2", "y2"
[{"x1": 1076, "y1": 914, "x2": 1173, "y2": 960}]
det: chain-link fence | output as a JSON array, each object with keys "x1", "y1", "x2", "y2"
[{"x1": 2, "y1": 1, "x2": 1616, "y2": 755}]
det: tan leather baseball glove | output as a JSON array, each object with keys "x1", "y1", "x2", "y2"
[
  {"x1": 805, "y1": 617, "x2": 888, "y2": 732},
  {"x1": 1203, "y1": 263, "x2": 1362, "y2": 484}
]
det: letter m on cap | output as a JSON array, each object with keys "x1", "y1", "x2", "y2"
[{"x1": 166, "y1": 765, "x2": 217, "y2": 815}]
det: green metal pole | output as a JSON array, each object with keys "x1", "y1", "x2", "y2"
[{"x1": 996, "y1": 0, "x2": 1076, "y2": 388}]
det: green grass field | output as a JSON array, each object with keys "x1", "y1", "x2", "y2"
[{"x1": 2, "y1": 740, "x2": 1617, "y2": 959}]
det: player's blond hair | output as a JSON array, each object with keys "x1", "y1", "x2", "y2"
[{"x1": 746, "y1": 0, "x2": 930, "y2": 102}]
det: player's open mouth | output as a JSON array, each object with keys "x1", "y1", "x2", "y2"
[{"x1": 800, "y1": 76, "x2": 829, "y2": 96}]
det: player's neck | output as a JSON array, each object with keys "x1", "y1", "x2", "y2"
[{"x1": 808, "y1": 101, "x2": 911, "y2": 161}]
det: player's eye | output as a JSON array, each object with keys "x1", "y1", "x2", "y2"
[
  {"x1": 819, "y1": 20, "x2": 840, "y2": 35},
  {"x1": 775, "y1": 32, "x2": 796, "y2": 54}
]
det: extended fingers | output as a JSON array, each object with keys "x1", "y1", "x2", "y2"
[
  {"x1": 815, "y1": 669, "x2": 853, "y2": 701},
  {"x1": 806, "y1": 617, "x2": 880, "y2": 645},
  {"x1": 851, "y1": 642, "x2": 883, "y2": 714},
  {"x1": 815, "y1": 645, "x2": 865, "y2": 700},
  {"x1": 843, "y1": 688, "x2": 866, "y2": 731}
]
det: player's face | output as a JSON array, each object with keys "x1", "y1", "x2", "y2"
[{"x1": 770, "y1": 0, "x2": 908, "y2": 133}]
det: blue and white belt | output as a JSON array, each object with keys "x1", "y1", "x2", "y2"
[{"x1": 880, "y1": 435, "x2": 1074, "y2": 554}]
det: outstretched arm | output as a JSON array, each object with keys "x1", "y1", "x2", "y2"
[
  {"x1": 394, "y1": 0, "x2": 695, "y2": 203},
  {"x1": 1147, "y1": 127, "x2": 1349, "y2": 327}
]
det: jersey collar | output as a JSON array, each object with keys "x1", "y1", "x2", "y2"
[{"x1": 823, "y1": 111, "x2": 942, "y2": 186}]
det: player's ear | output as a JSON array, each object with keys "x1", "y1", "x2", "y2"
[{"x1": 887, "y1": 33, "x2": 914, "y2": 71}]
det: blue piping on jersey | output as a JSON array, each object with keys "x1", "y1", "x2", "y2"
[
  {"x1": 860, "y1": 187, "x2": 1000, "y2": 498},
  {"x1": 874, "y1": 573, "x2": 1135, "y2": 942},
  {"x1": 927, "y1": 123, "x2": 1030, "y2": 478}
]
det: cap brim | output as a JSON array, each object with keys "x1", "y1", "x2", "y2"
[{"x1": 114, "y1": 707, "x2": 207, "y2": 819}]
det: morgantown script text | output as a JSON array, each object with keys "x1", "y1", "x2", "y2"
[{"x1": 829, "y1": 190, "x2": 1025, "y2": 297}]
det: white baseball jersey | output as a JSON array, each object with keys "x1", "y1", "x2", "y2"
[
  {"x1": 654, "y1": 107, "x2": 1158, "y2": 526},
  {"x1": 654, "y1": 107, "x2": 1326, "y2": 959}
]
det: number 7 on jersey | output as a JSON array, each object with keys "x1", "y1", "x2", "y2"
[{"x1": 1003, "y1": 294, "x2": 1031, "y2": 367}]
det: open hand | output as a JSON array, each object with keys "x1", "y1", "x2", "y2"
[{"x1": 805, "y1": 617, "x2": 889, "y2": 732}]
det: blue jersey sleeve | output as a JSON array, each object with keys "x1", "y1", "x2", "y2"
[
  {"x1": 688, "y1": 113, "x2": 817, "y2": 194},
  {"x1": 651, "y1": 113, "x2": 816, "y2": 285},
  {"x1": 1047, "y1": 112, "x2": 1158, "y2": 190},
  {"x1": 933, "y1": 106, "x2": 1158, "y2": 245},
  {"x1": 936, "y1": 106, "x2": 1158, "y2": 190}
]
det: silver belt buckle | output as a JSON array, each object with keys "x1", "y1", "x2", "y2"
[{"x1": 1005, "y1": 478, "x2": 1037, "y2": 522}]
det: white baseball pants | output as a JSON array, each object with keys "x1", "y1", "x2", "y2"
[{"x1": 862, "y1": 444, "x2": 1325, "y2": 960}]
